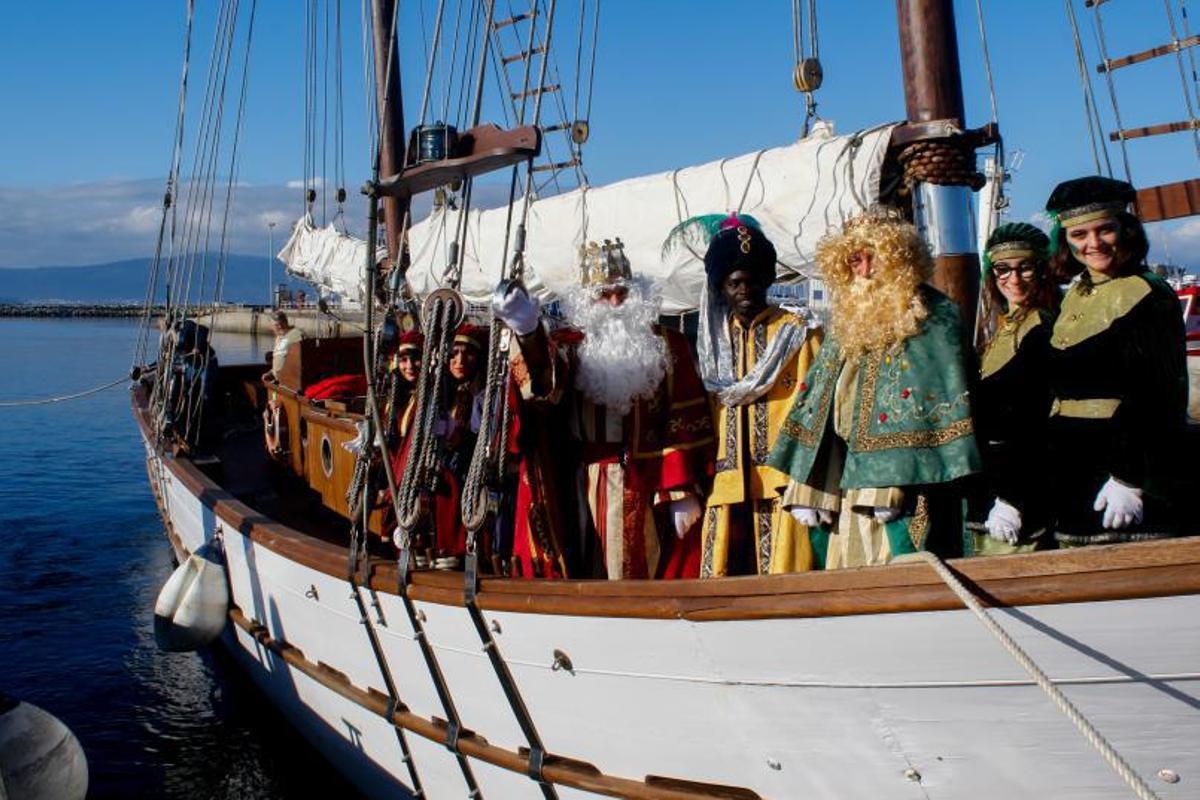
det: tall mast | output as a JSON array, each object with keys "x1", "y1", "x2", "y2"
[
  {"x1": 895, "y1": 0, "x2": 979, "y2": 325},
  {"x1": 372, "y1": 0, "x2": 407, "y2": 266}
]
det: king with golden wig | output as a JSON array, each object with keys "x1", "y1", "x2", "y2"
[{"x1": 767, "y1": 207, "x2": 981, "y2": 568}]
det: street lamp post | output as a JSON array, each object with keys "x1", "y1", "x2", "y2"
[{"x1": 267, "y1": 221, "x2": 277, "y2": 308}]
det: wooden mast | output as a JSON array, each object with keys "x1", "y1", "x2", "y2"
[
  {"x1": 895, "y1": 0, "x2": 979, "y2": 325},
  {"x1": 371, "y1": 0, "x2": 407, "y2": 267}
]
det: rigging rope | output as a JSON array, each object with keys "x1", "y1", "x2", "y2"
[
  {"x1": 334, "y1": 0, "x2": 347, "y2": 223},
  {"x1": 417, "y1": 0, "x2": 450, "y2": 126},
  {"x1": 1179, "y1": 0, "x2": 1200, "y2": 108},
  {"x1": 915, "y1": 552, "x2": 1163, "y2": 800},
  {"x1": 135, "y1": 0, "x2": 196, "y2": 371},
  {"x1": 185, "y1": 0, "x2": 259, "y2": 448},
  {"x1": 0, "y1": 376, "x2": 129, "y2": 409},
  {"x1": 1064, "y1": 0, "x2": 1112, "y2": 177},
  {"x1": 1161, "y1": 0, "x2": 1200, "y2": 162},
  {"x1": 792, "y1": 0, "x2": 822, "y2": 135},
  {"x1": 360, "y1": 0, "x2": 379, "y2": 164},
  {"x1": 154, "y1": 0, "x2": 241, "y2": 442},
  {"x1": 1089, "y1": 4, "x2": 1135, "y2": 181}
]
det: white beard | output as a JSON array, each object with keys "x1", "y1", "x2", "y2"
[{"x1": 562, "y1": 280, "x2": 667, "y2": 416}]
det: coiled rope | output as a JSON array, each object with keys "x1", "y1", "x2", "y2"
[
  {"x1": 0, "y1": 376, "x2": 129, "y2": 408},
  {"x1": 916, "y1": 551, "x2": 1162, "y2": 800}
]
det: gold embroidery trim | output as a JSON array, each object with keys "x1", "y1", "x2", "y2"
[
  {"x1": 1052, "y1": 276, "x2": 1150, "y2": 350},
  {"x1": 908, "y1": 494, "x2": 930, "y2": 549},
  {"x1": 1049, "y1": 397, "x2": 1121, "y2": 419},
  {"x1": 980, "y1": 312, "x2": 1042, "y2": 379},
  {"x1": 1058, "y1": 202, "x2": 1124, "y2": 228},
  {"x1": 779, "y1": 347, "x2": 837, "y2": 448},
  {"x1": 853, "y1": 349, "x2": 974, "y2": 451}
]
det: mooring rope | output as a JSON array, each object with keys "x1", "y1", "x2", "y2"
[
  {"x1": 0, "y1": 376, "x2": 129, "y2": 408},
  {"x1": 915, "y1": 551, "x2": 1163, "y2": 800}
]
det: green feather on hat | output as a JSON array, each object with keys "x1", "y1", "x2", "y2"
[{"x1": 661, "y1": 212, "x2": 763, "y2": 259}]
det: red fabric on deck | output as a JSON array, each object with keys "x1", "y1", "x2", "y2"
[{"x1": 303, "y1": 373, "x2": 368, "y2": 400}]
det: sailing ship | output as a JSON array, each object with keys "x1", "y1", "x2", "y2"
[{"x1": 135, "y1": 1, "x2": 1200, "y2": 798}]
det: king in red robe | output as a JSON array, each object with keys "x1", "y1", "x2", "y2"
[{"x1": 495, "y1": 239, "x2": 715, "y2": 579}]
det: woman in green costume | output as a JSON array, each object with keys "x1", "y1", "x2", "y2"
[
  {"x1": 967, "y1": 223, "x2": 1060, "y2": 555},
  {"x1": 1043, "y1": 177, "x2": 1187, "y2": 545},
  {"x1": 768, "y1": 207, "x2": 980, "y2": 569}
]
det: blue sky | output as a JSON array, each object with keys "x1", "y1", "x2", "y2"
[{"x1": 2, "y1": 0, "x2": 1199, "y2": 268}]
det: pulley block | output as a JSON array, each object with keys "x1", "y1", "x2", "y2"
[
  {"x1": 793, "y1": 58, "x2": 823, "y2": 93},
  {"x1": 571, "y1": 119, "x2": 590, "y2": 145},
  {"x1": 421, "y1": 287, "x2": 464, "y2": 332}
]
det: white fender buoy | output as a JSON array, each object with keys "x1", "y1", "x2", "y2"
[
  {"x1": 154, "y1": 541, "x2": 230, "y2": 651},
  {"x1": 0, "y1": 692, "x2": 88, "y2": 800}
]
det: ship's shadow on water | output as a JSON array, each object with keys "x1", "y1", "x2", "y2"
[{"x1": 124, "y1": 638, "x2": 366, "y2": 800}]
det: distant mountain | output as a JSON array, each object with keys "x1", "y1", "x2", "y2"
[{"x1": 0, "y1": 255, "x2": 309, "y2": 304}]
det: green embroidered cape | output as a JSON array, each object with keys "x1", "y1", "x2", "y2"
[{"x1": 767, "y1": 286, "x2": 981, "y2": 490}]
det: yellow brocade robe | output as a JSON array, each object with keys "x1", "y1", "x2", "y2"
[{"x1": 701, "y1": 306, "x2": 822, "y2": 576}]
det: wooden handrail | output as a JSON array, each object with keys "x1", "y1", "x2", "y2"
[{"x1": 134, "y1": 381, "x2": 1200, "y2": 623}]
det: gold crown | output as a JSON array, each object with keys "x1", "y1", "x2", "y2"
[
  {"x1": 841, "y1": 204, "x2": 907, "y2": 233},
  {"x1": 579, "y1": 238, "x2": 633, "y2": 288}
]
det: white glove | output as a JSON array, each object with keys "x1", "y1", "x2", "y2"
[
  {"x1": 789, "y1": 506, "x2": 833, "y2": 526},
  {"x1": 873, "y1": 507, "x2": 903, "y2": 523},
  {"x1": 984, "y1": 498, "x2": 1021, "y2": 544},
  {"x1": 491, "y1": 285, "x2": 541, "y2": 336},
  {"x1": 670, "y1": 496, "x2": 702, "y2": 539},
  {"x1": 1093, "y1": 477, "x2": 1143, "y2": 530}
]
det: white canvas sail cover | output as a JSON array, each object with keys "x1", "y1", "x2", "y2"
[
  {"x1": 406, "y1": 124, "x2": 897, "y2": 314},
  {"x1": 276, "y1": 215, "x2": 386, "y2": 304}
]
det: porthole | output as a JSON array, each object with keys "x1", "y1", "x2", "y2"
[{"x1": 320, "y1": 433, "x2": 334, "y2": 478}]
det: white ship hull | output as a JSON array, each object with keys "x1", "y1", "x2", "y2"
[{"x1": 139, "y1": 417, "x2": 1200, "y2": 800}]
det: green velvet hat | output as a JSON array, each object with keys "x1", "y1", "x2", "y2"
[
  {"x1": 982, "y1": 222, "x2": 1050, "y2": 276},
  {"x1": 1044, "y1": 176, "x2": 1135, "y2": 252}
]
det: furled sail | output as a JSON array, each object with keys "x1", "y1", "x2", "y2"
[
  {"x1": 276, "y1": 215, "x2": 386, "y2": 304},
  {"x1": 407, "y1": 124, "x2": 897, "y2": 314}
]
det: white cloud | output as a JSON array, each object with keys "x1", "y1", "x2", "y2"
[
  {"x1": 285, "y1": 177, "x2": 325, "y2": 189},
  {"x1": 0, "y1": 176, "x2": 495, "y2": 268}
]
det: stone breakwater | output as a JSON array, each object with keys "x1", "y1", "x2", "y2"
[
  {"x1": 0, "y1": 304, "x2": 360, "y2": 337},
  {"x1": 0, "y1": 304, "x2": 162, "y2": 318}
]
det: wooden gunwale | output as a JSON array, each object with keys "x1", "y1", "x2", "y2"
[{"x1": 133, "y1": 384, "x2": 1200, "y2": 621}]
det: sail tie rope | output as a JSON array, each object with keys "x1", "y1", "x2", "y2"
[{"x1": 915, "y1": 551, "x2": 1163, "y2": 800}]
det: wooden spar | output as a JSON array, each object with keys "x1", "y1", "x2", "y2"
[
  {"x1": 895, "y1": 0, "x2": 966, "y2": 129},
  {"x1": 894, "y1": 0, "x2": 980, "y2": 326},
  {"x1": 371, "y1": 0, "x2": 407, "y2": 267}
]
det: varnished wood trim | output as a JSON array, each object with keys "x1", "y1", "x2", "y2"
[
  {"x1": 227, "y1": 607, "x2": 760, "y2": 800},
  {"x1": 134, "y1": 385, "x2": 1200, "y2": 622}
]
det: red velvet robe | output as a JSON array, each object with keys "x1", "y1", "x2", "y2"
[
  {"x1": 509, "y1": 326, "x2": 714, "y2": 579},
  {"x1": 386, "y1": 383, "x2": 477, "y2": 560}
]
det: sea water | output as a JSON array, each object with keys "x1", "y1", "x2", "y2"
[{"x1": 0, "y1": 318, "x2": 361, "y2": 799}]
